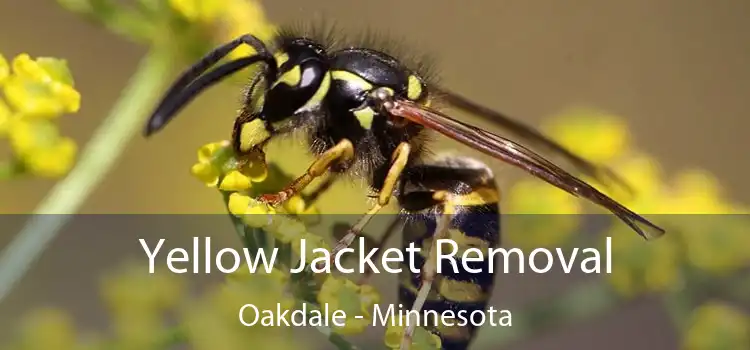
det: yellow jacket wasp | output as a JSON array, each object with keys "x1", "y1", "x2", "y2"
[{"x1": 144, "y1": 24, "x2": 665, "y2": 350}]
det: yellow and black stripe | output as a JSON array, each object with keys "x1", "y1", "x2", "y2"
[{"x1": 397, "y1": 157, "x2": 501, "y2": 350}]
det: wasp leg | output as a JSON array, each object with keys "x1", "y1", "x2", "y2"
[
  {"x1": 302, "y1": 173, "x2": 339, "y2": 208},
  {"x1": 258, "y1": 139, "x2": 354, "y2": 206},
  {"x1": 400, "y1": 194, "x2": 455, "y2": 350},
  {"x1": 328, "y1": 142, "x2": 411, "y2": 260}
]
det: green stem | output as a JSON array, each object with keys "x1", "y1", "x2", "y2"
[
  {"x1": 0, "y1": 159, "x2": 22, "y2": 179},
  {"x1": 0, "y1": 49, "x2": 174, "y2": 303}
]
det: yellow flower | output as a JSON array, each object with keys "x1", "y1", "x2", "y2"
[
  {"x1": 7, "y1": 118, "x2": 78, "y2": 177},
  {"x1": 271, "y1": 216, "x2": 308, "y2": 243},
  {"x1": 217, "y1": 0, "x2": 277, "y2": 60},
  {"x1": 169, "y1": 0, "x2": 225, "y2": 22},
  {"x1": 595, "y1": 153, "x2": 667, "y2": 211},
  {"x1": 543, "y1": 107, "x2": 631, "y2": 163},
  {"x1": 190, "y1": 140, "x2": 267, "y2": 190},
  {"x1": 317, "y1": 276, "x2": 381, "y2": 335},
  {"x1": 605, "y1": 227, "x2": 681, "y2": 297},
  {"x1": 227, "y1": 192, "x2": 277, "y2": 227},
  {"x1": 191, "y1": 162, "x2": 221, "y2": 186},
  {"x1": 665, "y1": 170, "x2": 731, "y2": 214},
  {"x1": 384, "y1": 316, "x2": 442, "y2": 350},
  {"x1": 0, "y1": 53, "x2": 8, "y2": 84},
  {"x1": 101, "y1": 263, "x2": 185, "y2": 317},
  {"x1": 505, "y1": 179, "x2": 582, "y2": 249},
  {"x1": 183, "y1": 271, "x2": 296, "y2": 350},
  {"x1": 283, "y1": 195, "x2": 321, "y2": 225},
  {"x1": 679, "y1": 215, "x2": 750, "y2": 275},
  {"x1": 227, "y1": 267, "x2": 290, "y2": 286},
  {"x1": 18, "y1": 308, "x2": 77, "y2": 350},
  {"x1": 219, "y1": 170, "x2": 252, "y2": 191},
  {"x1": 684, "y1": 301, "x2": 749, "y2": 350},
  {"x1": 0, "y1": 98, "x2": 11, "y2": 135},
  {"x1": 3, "y1": 54, "x2": 80, "y2": 118}
]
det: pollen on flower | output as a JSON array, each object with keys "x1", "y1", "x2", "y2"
[{"x1": 317, "y1": 276, "x2": 381, "y2": 335}]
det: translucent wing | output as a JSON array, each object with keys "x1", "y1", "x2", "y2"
[
  {"x1": 385, "y1": 98, "x2": 665, "y2": 240},
  {"x1": 435, "y1": 87, "x2": 633, "y2": 194}
]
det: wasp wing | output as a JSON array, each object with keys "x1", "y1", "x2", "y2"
[
  {"x1": 434, "y1": 88, "x2": 633, "y2": 194},
  {"x1": 386, "y1": 98, "x2": 665, "y2": 240}
]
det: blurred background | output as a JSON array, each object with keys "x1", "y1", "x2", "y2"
[{"x1": 0, "y1": 0, "x2": 748, "y2": 349}]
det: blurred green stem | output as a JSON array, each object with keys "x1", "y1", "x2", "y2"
[
  {"x1": 0, "y1": 160, "x2": 22, "y2": 179},
  {"x1": 0, "y1": 49, "x2": 175, "y2": 303}
]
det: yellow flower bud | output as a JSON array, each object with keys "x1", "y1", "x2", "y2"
[
  {"x1": 23, "y1": 137, "x2": 77, "y2": 178},
  {"x1": 3, "y1": 75, "x2": 80, "y2": 118},
  {"x1": 317, "y1": 276, "x2": 381, "y2": 335},
  {"x1": 227, "y1": 193, "x2": 252, "y2": 216},
  {"x1": 219, "y1": 170, "x2": 252, "y2": 191},
  {"x1": 384, "y1": 315, "x2": 442, "y2": 350},
  {"x1": 4, "y1": 54, "x2": 80, "y2": 118},
  {"x1": 190, "y1": 162, "x2": 220, "y2": 187},
  {"x1": 197, "y1": 141, "x2": 228, "y2": 163},
  {"x1": 272, "y1": 217, "x2": 307, "y2": 243},
  {"x1": 283, "y1": 195, "x2": 307, "y2": 214}
]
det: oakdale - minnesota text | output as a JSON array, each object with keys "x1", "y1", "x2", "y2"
[{"x1": 238, "y1": 302, "x2": 512, "y2": 328}]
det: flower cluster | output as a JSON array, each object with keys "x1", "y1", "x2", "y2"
[
  {"x1": 518, "y1": 107, "x2": 750, "y2": 349},
  {"x1": 684, "y1": 301, "x2": 750, "y2": 350},
  {"x1": 190, "y1": 140, "x2": 387, "y2": 340},
  {"x1": 505, "y1": 107, "x2": 750, "y2": 294},
  {"x1": 58, "y1": 0, "x2": 277, "y2": 67},
  {"x1": 184, "y1": 268, "x2": 298, "y2": 350},
  {"x1": 0, "y1": 53, "x2": 80, "y2": 179}
]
